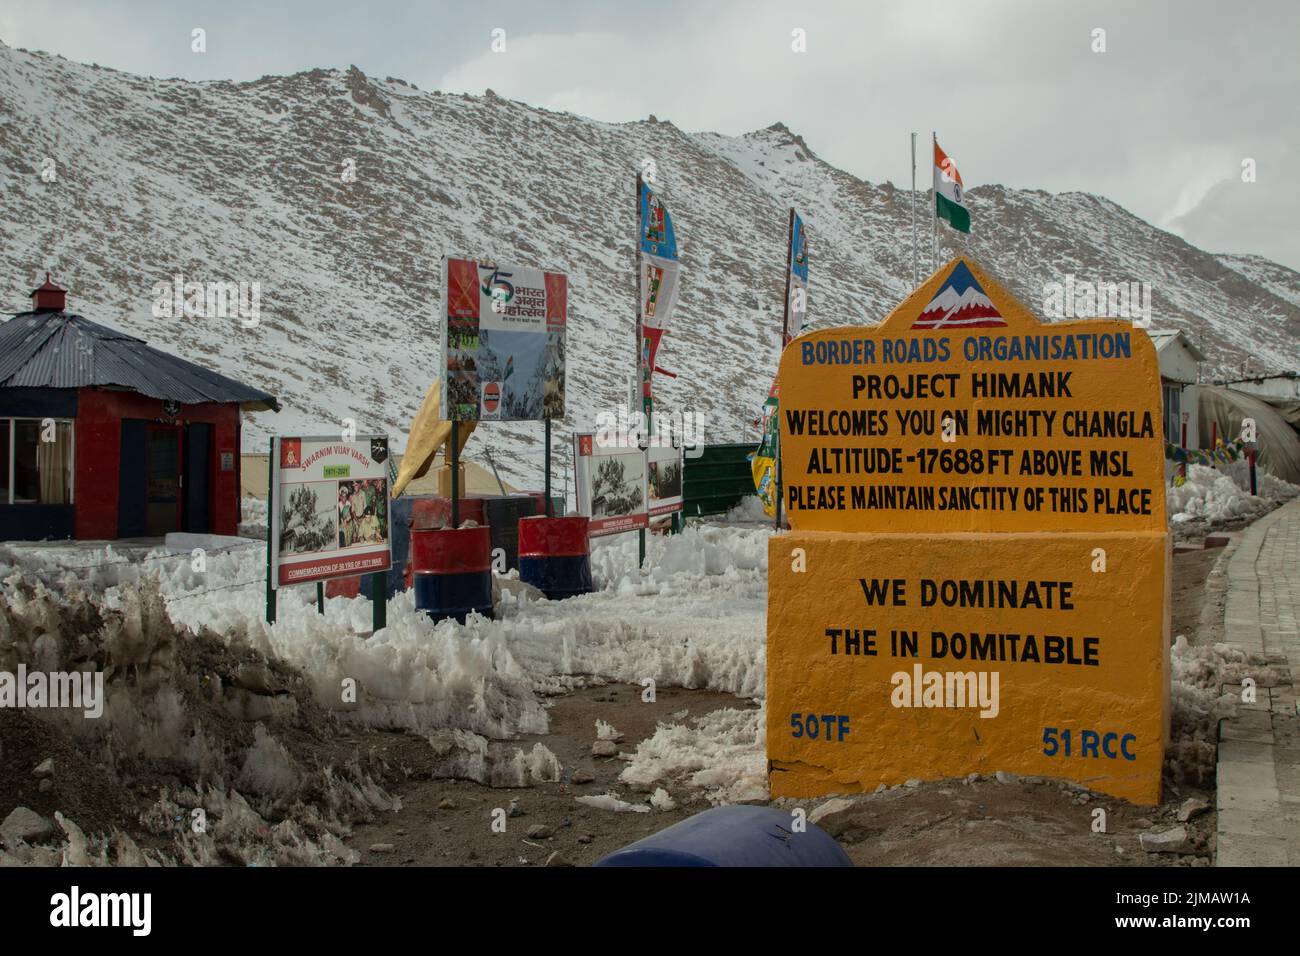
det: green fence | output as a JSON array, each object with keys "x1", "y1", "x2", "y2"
[{"x1": 682, "y1": 442, "x2": 757, "y2": 518}]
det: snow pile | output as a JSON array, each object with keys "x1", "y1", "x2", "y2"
[
  {"x1": 1168, "y1": 462, "x2": 1299, "y2": 537},
  {"x1": 152, "y1": 548, "x2": 551, "y2": 741},
  {"x1": 499, "y1": 524, "x2": 769, "y2": 702},
  {"x1": 425, "y1": 731, "x2": 562, "y2": 788},
  {"x1": 575, "y1": 792, "x2": 650, "y2": 814},
  {"x1": 721, "y1": 495, "x2": 770, "y2": 524},
  {"x1": 620, "y1": 707, "x2": 768, "y2": 805},
  {"x1": 0, "y1": 575, "x2": 396, "y2": 866},
  {"x1": 1165, "y1": 634, "x2": 1284, "y2": 787},
  {"x1": 2, "y1": 521, "x2": 769, "y2": 748},
  {"x1": 240, "y1": 497, "x2": 268, "y2": 539}
]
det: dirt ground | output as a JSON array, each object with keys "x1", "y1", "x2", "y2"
[
  {"x1": 1172, "y1": 545, "x2": 1226, "y2": 643},
  {"x1": 346, "y1": 685, "x2": 754, "y2": 867},
  {"x1": 345, "y1": 683, "x2": 1216, "y2": 868},
  {"x1": 343, "y1": 543, "x2": 1230, "y2": 868}
]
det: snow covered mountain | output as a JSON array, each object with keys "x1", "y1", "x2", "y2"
[{"x1": 2, "y1": 39, "x2": 1297, "y2": 488}]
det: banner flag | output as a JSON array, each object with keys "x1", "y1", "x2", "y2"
[
  {"x1": 637, "y1": 180, "x2": 682, "y2": 418},
  {"x1": 934, "y1": 139, "x2": 971, "y2": 233},
  {"x1": 783, "y1": 210, "x2": 810, "y2": 346},
  {"x1": 755, "y1": 208, "x2": 812, "y2": 517}
]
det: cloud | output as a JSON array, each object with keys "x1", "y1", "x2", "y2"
[{"x1": 1169, "y1": 146, "x2": 1299, "y2": 268}]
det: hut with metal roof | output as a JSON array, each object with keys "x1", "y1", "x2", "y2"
[{"x1": 0, "y1": 277, "x2": 277, "y2": 540}]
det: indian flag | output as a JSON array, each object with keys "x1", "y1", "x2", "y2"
[{"x1": 934, "y1": 139, "x2": 971, "y2": 234}]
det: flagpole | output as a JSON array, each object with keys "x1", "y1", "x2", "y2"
[
  {"x1": 782, "y1": 208, "x2": 794, "y2": 353},
  {"x1": 635, "y1": 173, "x2": 646, "y2": 568},
  {"x1": 910, "y1": 132, "x2": 917, "y2": 289},
  {"x1": 931, "y1": 131, "x2": 938, "y2": 276}
]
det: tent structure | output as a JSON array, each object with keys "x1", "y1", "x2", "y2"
[{"x1": 1196, "y1": 386, "x2": 1300, "y2": 485}]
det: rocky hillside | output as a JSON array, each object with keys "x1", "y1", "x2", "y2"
[{"x1": 1, "y1": 39, "x2": 1296, "y2": 486}]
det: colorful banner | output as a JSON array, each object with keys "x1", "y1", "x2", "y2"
[
  {"x1": 1165, "y1": 437, "x2": 1248, "y2": 466},
  {"x1": 783, "y1": 210, "x2": 809, "y2": 346},
  {"x1": 637, "y1": 180, "x2": 681, "y2": 420},
  {"x1": 754, "y1": 209, "x2": 811, "y2": 516},
  {"x1": 441, "y1": 257, "x2": 567, "y2": 422},
  {"x1": 573, "y1": 432, "x2": 649, "y2": 537},
  {"x1": 750, "y1": 380, "x2": 780, "y2": 516},
  {"x1": 270, "y1": 436, "x2": 392, "y2": 589}
]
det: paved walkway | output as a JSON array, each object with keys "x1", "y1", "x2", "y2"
[{"x1": 1216, "y1": 496, "x2": 1300, "y2": 866}]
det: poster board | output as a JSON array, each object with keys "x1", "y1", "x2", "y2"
[
  {"x1": 270, "y1": 436, "x2": 393, "y2": 589},
  {"x1": 573, "y1": 432, "x2": 649, "y2": 537},
  {"x1": 441, "y1": 257, "x2": 567, "y2": 422},
  {"x1": 647, "y1": 439, "x2": 685, "y2": 518}
]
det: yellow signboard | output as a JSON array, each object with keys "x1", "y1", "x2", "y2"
[{"x1": 767, "y1": 257, "x2": 1170, "y2": 805}]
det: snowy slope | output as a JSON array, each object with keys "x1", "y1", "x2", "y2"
[{"x1": 2, "y1": 40, "x2": 1298, "y2": 489}]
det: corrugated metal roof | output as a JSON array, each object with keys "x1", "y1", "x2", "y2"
[
  {"x1": 0, "y1": 310, "x2": 279, "y2": 411},
  {"x1": 1147, "y1": 328, "x2": 1207, "y2": 362}
]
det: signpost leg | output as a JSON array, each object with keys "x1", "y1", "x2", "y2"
[
  {"x1": 370, "y1": 571, "x2": 386, "y2": 632},
  {"x1": 450, "y1": 420, "x2": 460, "y2": 529},
  {"x1": 545, "y1": 418, "x2": 553, "y2": 517},
  {"x1": 316, "y1": 581, "x2": 324, "y2": 614},
  {"x1": 775, "y1": 431, "x2": 783, "y2": 531},
  {"x1": 265, "y1": 437, "x2": 277, "y2": 624}
]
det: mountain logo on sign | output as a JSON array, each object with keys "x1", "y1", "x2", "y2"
[{"x1": 912, "y1": 262, "x2": 1005, "y2": 329}]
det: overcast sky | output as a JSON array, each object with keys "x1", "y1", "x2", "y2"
[{"x1": 3, "y1": 0, "x2": 1296, "y2": 270}]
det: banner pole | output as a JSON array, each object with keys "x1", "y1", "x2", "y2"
[
  {"x1": 265, "y1": 437, "x2": 276, "y2": 624},
  {"x1": 316, "y1": 581, "x2": 324, "y2": 614},
  {"x1": 636, "y1": 173, "x2": 647, "y2": 568},
  {"x1": 371, "y1": 570, "x2": 386, "y2": 631},
  {"x1": 544, "y1": 418, "x2": 553, "y2": 517},
  {"x1": 450, "y1": 419, "x2": 460, "y2": 528},
  {"x1": 781, "y1": 208, "x2": 794, "y2": 353},
  {"x1": 910, "y1": 132, "x2": 918, "y2": 288}
]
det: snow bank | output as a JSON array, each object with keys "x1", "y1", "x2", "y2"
[
  {"x1": 1168, "y1": 462, "x2": 1299, "y2": 537},
  {"x1": 721, "y1": 495, "x2": 770, "y2": 524},
  {"x1": 1165, "y1": 634, "x2": 1284, "y2": 787},
  {"x1": 0, "y1": 576, "x2": 395, "y2": 866},
  {"x1": 240, "y1": 497, "x2": 268, "y2": 539},
  {"x1": 1, "y1": 521, "x2": 769, "y2": 747}
]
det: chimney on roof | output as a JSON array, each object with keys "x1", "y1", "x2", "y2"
[{"x1": 30, "y1": 273, "x2": 67, "y2": 312}]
